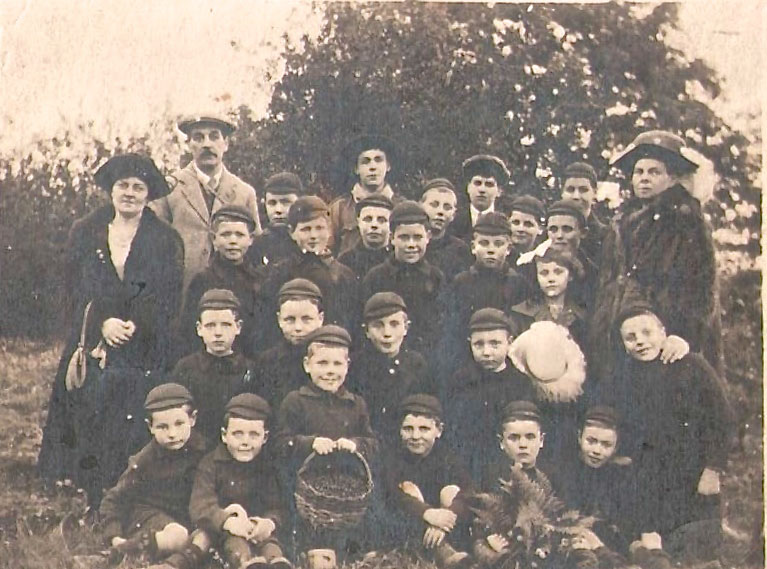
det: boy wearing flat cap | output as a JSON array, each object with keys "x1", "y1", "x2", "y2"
[
  {"x1": 170, "y1": 289, "x2": 257, "y2": 445},
  {"x1": 361, "y1": 201, "x2": 445, "y2": 357},
  {"x1": 178, "y1": 204, "x2": 261, "y2": 360},
  {"x1": 275, "y1": 325, "x2": 378, "y2": 464},
  {"x1": 188, "y1": 393, "x2": 291, "y2": 569},
  {"x1": 559, "y1": 161, "x2": 606, "y2": 267},
  {"x1": 329, "y1": 134, "x2": 403, "y2": 256},
  {"x1": 151, "y1": 114, "x2": 262, "y2": 290},
  {"x1": 444, "y1": 308, "x2": 534, "y2": 482},
  {"x1": 253, "y1": 279, "x2": 326, "y2": 410},
  {"x1": 349, "y1": 292, "x2": 434, "y2": 444},
  {"x1": 381, "y1": 394, "x2": 474, "y2": 568},
  {"x1": 338, "y1": 193, "x2": 394, "y2": 279},
  {"x1": 419, "y1": 178, "x2": 473, "y2": 282},
  {"x1": 452, "y1": 154, "x2": 510, "y2": 243},
  {"x1": 256, "y1": 196, "x2": 357, "y2": 345},
  {"x1": 100, "y1": 383, "x2": 207, "y2": 562},
  {"x1": 249, "y1": 172, "x2": 307, "y2": 269},
  {"x1": 609, "y1": 304, "x2": 733, "y2": 563},
  {"x1": 591, "y1": 130, "x2": 721, "y2": 381}
]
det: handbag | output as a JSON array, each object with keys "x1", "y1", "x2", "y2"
[{"x1": 64, "y1": 301, "x2": 93, "y2": 391}]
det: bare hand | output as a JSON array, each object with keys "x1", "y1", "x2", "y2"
[
  {"x1": 487, "y1": 534, "x2": 509, "y2": 553},
  {"x1": 640, "y1": 532, "x2": 663, "y2": 550},
  {"x1": 698, "y1": 467, "x2": 721, "y2": 495},
  {"x1": 423, "y1": 526, "x2": 446, "y2": 549},
  {"x1": 223, "y1": 511, "x2": 253, "y2": 538},
  {"x1": 659, "y1": 335, "x2": 689, "y2": 364},
  {"x1": 312, "y1": 437, "x2": 335, "y2": 455},
  {"x1": 102, "y1": 318, "x2": 136, "y2": 347},
  {"x1": 248, "y1": 517, "x2": 276, "y2": 543},
  {"x1": 111, "y1": 536, "x2": 127, "y2": 547},
  {"x1": 571, "y1": 529, "x2": 604, "y2": 551},
  {"x1": 334, "y1": 438, "x2": 357, "y2": 452},
  {"x1": 423, "y1": 508, "x2": 456, "y2": 532}
]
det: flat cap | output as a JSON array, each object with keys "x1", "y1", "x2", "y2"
[
  {"x1": 198, "y1": 288, "x2": 241, "y2": 312},
  {"x1": 287, "y1": 195, "x2": 329, "y2": 229},
  {"x1": 390, "y1": 200, "x2": 429, "y2": 231},
  {"x1": 94, "y1": 153, "x2": 170, "y2": 200},
  {"x1": 364, "y1": 291, "x2": 407, "y2": 321},
  {"x1": 611, "y1": 130, "x2": 697, "y2": 175},
  {"x1": 421, "y1": 178, "x2": 456, "y2": 196},
  {"x1": 278, "y1": 278, "x2": 323, "y2": 304},
  {"x1": 177, "y1": 113, "x2": 236, "y2": 137},
  {"x1": 400, "y1": 393, "x2": 443, "y2": 419},
  {"x1": 615, "y1": 299, "x2": 660, "y2": 328},
  {"x1": 211, "y1": 204, "x2": 256, "y2": 231},
  {"x1": 506, "y1": 195, "x2": 545, "y2": 221},
  {"x1": 306, "y1": 325, "x2": 352, "y2": 348},
  {"x1": 584, "y1": 405, "x2": 619, "y2": 429},
  {"x1": 264, "y1": 172, "x2": 304, "y2": 196},
  {"x1": 562, "y1": 162, "x2": 598, "y2": 187},
  {"x1": 547, "y1": 199, "x2": 587, "y2": 229},
  {"x1": 462, "y1": 154, "x2": 510, "y2": 186},
  {"x1": 145, "y1": 383, "x2": 194, "y2": 411},
  {"x1": 355, "y1": 193, "x2": 394, "y2": 215},
  {"x1": 469, "y1": 307, "x2": 512, "y2": 333},
  {"x1": 474, "y1": 212, "x2": 512, "y2": 237},
  {"x1": 225, "y1": 393, "x2": 271, "y2": 421},
  {"x1": 502, "y1": 400, "x2": 541, "y2": 423}
]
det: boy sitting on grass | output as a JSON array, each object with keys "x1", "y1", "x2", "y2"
[
  {"x1": 382, "y1": 394, "x2": 474, "y2": 568},
  {"x1": 338, "y1": 193, "x2": 393, "y2": 279},
  {"x1": 350, "y1": 292, "x2": 434, "y2": 444},
  {"x1": 253, "y1": 278, "x2": 325, "y2": 410},
  {"x1": 184, "y1": 393, "x2": 290, "y2": 569},
  {"x1": 171, "y1": 289, "x2": 257, "y2": 445},
  {"x1": 179, "y1": 204, "x2": 261, "y2": 360},
  {"x1": 100, "y1": 383, "x2": 206, "y2": 563}
]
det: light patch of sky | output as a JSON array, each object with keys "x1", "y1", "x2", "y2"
[{"x1": 0, "y1": 0, "x2": 324, "y2": 154}]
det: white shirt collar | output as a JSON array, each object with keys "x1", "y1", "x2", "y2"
[
  {"x1": 193, "y1": 162, "x2": 223, "y2": 190},
  {"x1": 351, "y1": 182, "x2": 394, "y2": 203},
  {"x1": 470, "y1": 202, "x2": 495, "y2": 225}
]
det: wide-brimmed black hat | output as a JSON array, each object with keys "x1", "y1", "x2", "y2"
[
  {"x1": 177, "y1": 113, "x2": 236, "y2": 137},
  {"x1": 342, "y1": 134, "x2": 398, "y2": 170},
  {"x1": 94, "y1": 153, "x2": 170, "y2": 200},
  {"x1": 611, "y1": 130, "x2": 698, "y2": 176}
]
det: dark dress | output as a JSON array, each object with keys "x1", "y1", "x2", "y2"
[{"x1": 38, "y1": 205, "x2": 184, "y2": 506}]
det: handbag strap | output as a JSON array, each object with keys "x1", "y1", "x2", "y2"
[{"x1": 78, "y1": 301, "x2": 93, "y2": 348}]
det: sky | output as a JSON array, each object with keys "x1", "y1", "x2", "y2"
[{"x1": 0, "y1": 0, "x2": 763, "y2": 156}]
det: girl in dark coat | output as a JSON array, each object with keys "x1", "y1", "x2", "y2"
[
  {"x1": 38, "y1": 154, "x2": 184, "y2": 509},
  {"x1": 590, "y1": 131, "x2": 721, "y2": 381}
]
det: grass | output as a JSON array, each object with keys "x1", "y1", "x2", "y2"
[{"x1": 0, "y1": 272, "x2": 763, "y2": 568}]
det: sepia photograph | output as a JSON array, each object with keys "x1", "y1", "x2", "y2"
[{"x1": 0, "y1": 1, "x2": 763, "y2": 568}]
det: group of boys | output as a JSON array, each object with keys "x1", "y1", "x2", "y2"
[{"x1": 98, "y1": 118, "x2": 733, "y2": 569}]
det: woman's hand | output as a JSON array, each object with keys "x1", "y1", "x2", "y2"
[
  {"x1": 698, "y1": 467, "x2": 721, "y2": 495},
  {"x1": 102, "y1": 318, "x2": 136, "y2": 347}
]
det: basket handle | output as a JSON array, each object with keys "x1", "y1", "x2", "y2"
[{"x1": 297, "y1": 449, "x2": 373, "y2": 485}]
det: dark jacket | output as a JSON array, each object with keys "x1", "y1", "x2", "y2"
[
  {"x1": 247, "y1": 223, "x2": 296, "y2": 269},
  {"x1": 590, "y1": 185, "x2": 722, "y2": 380},
  {"x1": 170, "y1": 351, "x2": 257, "y2": 444},
  {"x1": 338, "y1": 242, "x2": 391, "y2": 281},
  {"x1": 275, "y1": 384, "x2": 378, "y2": 462},
  {"x1": 444, "y1": 360, "x2": 535, "y2": 481},
  {"x1": 178, "y1": 253, "x2": 262, "y2": 360},
  {"x1": 349, "y1": 345, "x2": 434, "y2": 444},
  {"x1": 510, "y1": 297, "x2": 588, "y2": 351},
  {"x1": 606, "y1": 353, "x2": 734, "y2": 533},
  {"x1": 424, "y1": 235, "x2": 473, "y2": 283},
  {"x1": 100, "y1": 431, "x2": 207, "y2": 541},
  {"x1": 39, "y1": 205, "x2": 184, "y2": 495},
  {"x1": 252, "y1": 339, "x2": 309, "y2": 410},
  {"x1": 189, "y1": 443, "x2": 286, "y2": 536},
  {"x1": 480, "y1": 452, "x2": 552, "y2": 494},
  {"x1": 361, "y1": 257, "x2": 445, "y2": 355},
  {"x1": 328, "y1": 191, "x2": 404, "y2": 256}
]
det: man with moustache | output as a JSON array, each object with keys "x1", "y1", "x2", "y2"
[{"x1": 152, "y1": 114, "x2": 263, "y2": 290}]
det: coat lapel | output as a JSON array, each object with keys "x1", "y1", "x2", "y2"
[{"x1": 175, "y1": 165, "x2": 210, "y2": 224}]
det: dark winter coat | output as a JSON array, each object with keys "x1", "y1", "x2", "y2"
[
  {"x1": 424, "y1": 234, "x2": 473, "y2": 283},
  {"x1": 348, "y1": 345, "x2": 434, "y2": 444},
  {"x1": 170, "y1": 350, "x2": 258, "y2": 444},
  {"x1": 247, "y1": 223, "x2": 296, "y2": 269},
  {"x1": 480, "y1": 452, "x2": 552, "y2": 494},
  {"x1": 590, "y1": 185, "x2": 722, "y2": 380},
  {"x1": 39, "y1": 205, "x2": 184, "y2": 503},
  {"x1": 178, "y1": 253, "x2": 262, "y2": 360},
  {"x1": 338, "y1": 242, "x2": 391, "y2": 281},
  {"x1": 189, "y1": 443, "x2": 286, "y2": 536},
  {"x1": 510, "y1": 297, "x2": 588, "y2": 351},
  {"x1": 252, "y1": 338, "x2": 309, "y2": 411},
  {"x1": 100, "y1": 431, "x2": 207, "y2": 541},
  {"x1": 275, "y1": 384, "x2": 378, "y2": 463}
]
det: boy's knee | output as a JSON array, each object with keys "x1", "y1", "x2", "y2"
[{"x1": 155, "y1": 523, "x2": 190, "y2": 552}]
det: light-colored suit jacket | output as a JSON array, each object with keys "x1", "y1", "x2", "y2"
[{"x1": 150, "y1": 163, "x2": 262, "y2": 289}]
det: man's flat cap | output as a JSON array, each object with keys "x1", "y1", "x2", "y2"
[
  {"x1": 364, "y1": 291, "x2": 407, "y2": 322},
  {"x1": 198, "y1": 288, "x2": 241, "y2": 312},
  {"x1": 421, "y1": 178, "x2": 456, "y2": 196},
  {"x1": 177, "y1": 114, "x2": 236, "y2": 137},
  {"x1": 264, "y1": 172, "x2": 304, "y2": 196},
  {"x1": 400, "y1": 393, "x2": 443, "y2": 419},
  {"x1": 502, "y1": 400, "x2": 541, "y2": 423},
  {"x1": 211, "y1": 204, "x2": 256, "y2": 231},
  {"x1": 584, "y1": 405, "x2": 619, "y2": 429},
  {"x1": 547, "y1": 199, "x2": 587, "y2": 229},
  {"x1": 225, "y1": 393, "x2": 271, "y2": 421},
  {"x1": 145, "y1": 383, "x2": 194, "y2": 411},
  {"x1": 469, "y1": 307, "x2": 512, "y2": 333},
  {"x1": 474, "y1": 212, "x2": 512, "y2": 237},
  {"x1": 287, "y1": 195, "x2": 329, "y2": 229},
  {"x1": 306, "y1": 325, "x2": 352, "y2": 348},
  {"x1": 507, "y1": 195, "x2": 545, "y2": 221},
  {"x1": 355, "y1": 193, "x2": 394, "y2": 215},
  {"x1": 278, "y1": 278, "x2": 323, "y2": 304},
  {"x1": 390, "y1": 200, "x2": 429, "y2": 231}
]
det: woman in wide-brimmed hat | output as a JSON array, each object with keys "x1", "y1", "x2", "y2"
[
  {"x1": 39, "y1": 153, "x2": 184, "y2": 512},
  {"x1": 589, "y1": 130, "x2": 721, "y2": 382}
]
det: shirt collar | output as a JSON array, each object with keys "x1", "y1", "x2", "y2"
[
  {"x1": 193, "y1": 162, "x2": 223, "y2": 189},
  {"x1": 470, "y1": 202, "x2": 494, "y2": 225},
  {"x1": 351, "y1": 182, "x2": 394, "y2": 203},
  {"x1": 299, "y1": 383, "x2": 355, "y2": 401}
]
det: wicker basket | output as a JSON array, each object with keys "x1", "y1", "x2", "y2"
[{"x1": 294, "y1": 450, "x2": 373, "y2": 531}]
